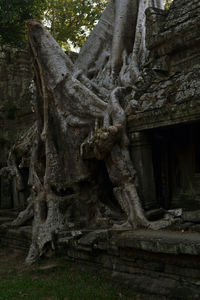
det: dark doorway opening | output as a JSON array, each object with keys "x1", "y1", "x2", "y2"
[{"x1": 151, "y1": 122, "x2": 200, "y2": 210}]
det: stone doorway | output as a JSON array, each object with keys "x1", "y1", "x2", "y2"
[
  {"x1": 152, "y1": 123, "x2": 200, "y2": 211},
  {"x1": 131, "y1": 122, "x2": 200, "y2": 212}
]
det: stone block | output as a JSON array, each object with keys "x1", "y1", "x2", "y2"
[{"x1": 182, "y1": 210, "x2": 200, "y2": 223}]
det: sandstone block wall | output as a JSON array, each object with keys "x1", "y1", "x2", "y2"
[{"x1": 0, "y1": 47, "x2": 34, "y2": 208}]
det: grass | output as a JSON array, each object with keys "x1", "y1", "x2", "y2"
[{"x1": 0, "y1": 251, "x2": 133, "y2": 300}]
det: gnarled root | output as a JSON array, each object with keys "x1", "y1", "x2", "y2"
[
  {"x1": 12, "y1": 199, "x2": 33, "y2": 227},
  {"x1": 104, "y1": 86, "x2": 176, "y2": 231},
  {"x1": 113, "y1": 184, "x2": 149, "y2": 229},
  {"x1": 94, "y1": 125, "x2": 122, "y2": 160},
  {"x1": 25, "y1": 243, "x2": 39, "y2": 265},
  {"x1": 113, "y1": 183, "x2": 176, "y2": 230}
]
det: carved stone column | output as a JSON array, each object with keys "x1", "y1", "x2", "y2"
[{"x1": 130, "y1": 132, "x2": 157, "y2": 210}]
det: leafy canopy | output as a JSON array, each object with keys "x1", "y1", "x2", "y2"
[
  {"x1": 0, "y1": 0, "x2": 108, "y2": 49},
  {"x1": 45, "y1": 0, "x2": 108, "y2": 49},
  {"x1": 164, "y1": 0, "x2": 173, "y2": 10},
  {"x1": 0, "y1": 0, "x2": 46, "y2": 46}
]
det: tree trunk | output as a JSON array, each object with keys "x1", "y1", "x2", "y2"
[{"x1": 7, "y1": 0, "x2": 174, "y2": 264}]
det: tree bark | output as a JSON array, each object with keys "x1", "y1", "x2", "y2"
[{"x1": 7, "y1": 0, "x2": 174, "y2": 264}]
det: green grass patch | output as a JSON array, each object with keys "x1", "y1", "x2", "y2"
[{"x1": 0, "y1": 258, "x2": 133, "y2": 300}]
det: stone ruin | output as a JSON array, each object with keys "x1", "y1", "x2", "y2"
[{"x1": 1, "y1": 0, "x2": 200, "y2": 298}]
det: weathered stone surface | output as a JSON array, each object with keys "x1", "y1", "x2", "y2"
[
  {"x1": 0, "y1": 46, "x2": 35, "y2": 209},
  {"x1": 116, "y1": 230, "x2": 200, "y2": 256},
  {"x1": 128, "y1": 0, "x2": 200, "y2": 131},
  {"x1": 182, "y1": 211, "x2": 200, "y2": 223},
  {"x1": 145, "y1": 208, "x2": 166, "y2": 221},
  {"x1": 0, "y1": 217, "x2": 13, "y2": 225},
  {"x1": 78, "y1": 230, "x2": 109, "y2": 246},
  {"x1": 55, "y1": 228, "x2": 200, "y2": 299},
  {"x1": 0, "y1": 221, "x2": 31, "y2": 253},
  {"x1": 126, "y1": 0, "x2": 200, "y2": 213}
]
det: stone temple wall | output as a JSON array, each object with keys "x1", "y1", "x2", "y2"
[{"x1": 0, "y1": 47, "x2": 34, "y2": 208}]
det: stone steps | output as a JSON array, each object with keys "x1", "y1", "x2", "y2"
[
  {"x1": 56, "y1": 229, "x2": 200, "y2": 300},
  {"x1": 0, "y1": 209, "x2": 19, "y2": 219},
  {"x1": 0, "y1": 216, "x2": 13, "y2": 225},
  {"x1": 0, "y1": 209, "x2": 32, "y2": 253},
  {"x1": 0, "y1": 226, "x2": 32, "y2": 253}
]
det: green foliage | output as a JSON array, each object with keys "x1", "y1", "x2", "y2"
[
  {"x1": 44, "y1": 0, "x2": 108, "y2": 49},
  {"x1": 1, "y1": 1, "x2": 172, "y2": 50},
  {"x1": 0, "y1": 0, "x2": 108, "y2": 49},
  {"x1": 165, "y1": 0, "x2": 173, "y2": 10},
  {"x1": 0, "y1": 258, "x2": 133, "y2": 300},
  {"x1": 0, "y1": 0, "x2": 46, "y2": 46}
]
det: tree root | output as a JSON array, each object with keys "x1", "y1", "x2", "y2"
[{"x1": 12, "y1": 200, "x2": 33, "y2": 227}]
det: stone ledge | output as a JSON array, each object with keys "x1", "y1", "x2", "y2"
[
  {"x1": 56, "y1": 229, "x2": 200, "y2": 299},
  {"x1": 128, "y1": 100, "x2": 200, "y2": 132},
  {"x1": 116, "y1": 230, "x2": 200, "y2": 256},
  {"x1": 57, "y1": 228, "x2": 200, "y2": 256}
]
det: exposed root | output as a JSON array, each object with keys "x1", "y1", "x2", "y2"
[
  {"x1": 12, "y1": 198, "x2": 33, "y2": 227},
  {"x1": 20, "y1": 0, "x2": 170, "y2": 264}
]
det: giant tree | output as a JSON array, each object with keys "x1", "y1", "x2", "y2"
[{"x1": 2, "y1": 0, "x2": 177, "y2": 264}]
